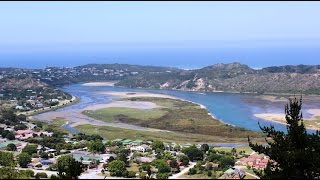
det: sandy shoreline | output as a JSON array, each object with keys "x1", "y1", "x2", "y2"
[
  {"x1": 82, "y1": 81, "x2": 118, "y2": 86},
  {"x1": 254, "y1": 109, "x2": 320, "y2": 130}
]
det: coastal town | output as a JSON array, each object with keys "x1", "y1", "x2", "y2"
[{"x1": 0, "y1": 113, "x2": 267, "y2": 179}]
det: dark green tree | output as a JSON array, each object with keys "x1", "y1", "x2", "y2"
[
  {"x1": 200, "y1": 144, "x2": 209, "y2": 152},
  {"x1": 182, "y1": 145, "x2": 204, "y2": 161},
  {"x1": 248, "y1": 96, "x2": 320, "y2": 179},
  {"x1": 151, "y1": 140, "x2": 165, "y2": 150},
  {"x1": 22, "y1": 144, "x2": 38, "y2": 155},
  {"x1": 108, "y1": 160, "x2": 127, "y2": 177},
  {"x1": 57, "y1": 155, "x2": 83, "y2": 179},
  {"x1": 6, "y1": 143, "x2": 17, "y2": 151},
  {"x1": 5, "y1": 132, "x2": 15, "y2": 140}
]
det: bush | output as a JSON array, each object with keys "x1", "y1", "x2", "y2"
[
  {"x1": 32, "y1": 153, "x2": 39, "y2": 158},
  {"x1": 35, "y1": 172, "x2": 47, "y2": 179},
  {"x1": 156, "y1": 172, "x2": 169, "y2": 179},
  {"x1": 50, "y1": 174, "x2": 59, "y2": 179},
  {"x1": 5, "y1": 132, "x2": 15, "y2": 140},
  {"x1": 126, "y1": 171, "x2": 136, "y2": 178},
  {"x1": 207, "y1": 171, "x2": 212, "y2": 177},
  {"x1": 188, "y1": 168, "x2": 197, "y2": 175},
  {"x1": 22, "y1": 144, "x2": 38, "y2": 155}
]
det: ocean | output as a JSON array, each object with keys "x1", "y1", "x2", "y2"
[{"x1": 1, "y1": 47, "x2": 320, "y2": 69}]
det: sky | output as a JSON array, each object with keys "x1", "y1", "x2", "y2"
[{"x1": 0, "y1": 1, "x2": 320, "y2": 69}]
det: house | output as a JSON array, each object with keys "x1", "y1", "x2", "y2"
[
  {"x1": 136, "y1": 156, "x2": 155, "y2": 163},
  {"x1": 219, "y1": 167, "x2": 246, "y2": 179},
  {"x1": 130, "y1": 144, "x2": 150, "y2": 153},
  {"x1": 105, "y1": 146, "x2": 119, "y2": 153},
  {"x1": 15, "y1": 130, "x2": 34, "y2": 140},
  {"x1": 15, "y1": 106, "x2": 25, "y2": 110},
  {"x1": 236, "y1": 153, "x2": 269, "y2": 170},
  {"x1": 16, "y1": 129, "x2": 34, "y2": 135},
  {"x1": 40, "y1": 159, "x2": 54, "y2": 165}
]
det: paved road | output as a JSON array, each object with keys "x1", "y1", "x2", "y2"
[{"x1": 169, "y1": 162, "x2": 196, "y2": 179}]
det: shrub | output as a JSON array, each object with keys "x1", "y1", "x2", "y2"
[
  {"x1": 50, "y1": 174, "x2": 59, "y2": 179},
  {"x1": 188, "y1": 168, "x2": 197, "y2": 175},
  {"x1": 126, "y1": 171, "x2": 136, "y2": 178},
  {"x1": 35, "y1": 172, "x2": 47, "y2": 179},
  {"x1": 156, "y1": 172, "x2": 169, "y2": 179}
]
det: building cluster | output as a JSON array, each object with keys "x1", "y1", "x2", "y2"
[{"x1": 236, "y1": 152, "x2": 270, "y2": 170}]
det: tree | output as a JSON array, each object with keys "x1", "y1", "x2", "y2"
[
  {"x1": 177, "y1": 154, "x2": 189, "y2": 166},
  {"x1": 219, "y1": 155, "x2": 235, "y2": 170},
  {"x1": 182, "y1": 145, "x2": 204, "y2": 161},
  {"x1": 57, "y1": 155, "x2": 83, "y2": 179},
  {"x1": 5, "y1": 132, "x2": 15, "y2": 140},
  {"x1": 151, "y1": 140, "x2": 165, "y2": 150},
  {"x1": 108, "y1": 160, "x2": 127, "y2": 177},
  {"x1": 169, "y1": 159, "x2": 180, "y2": 173},
  {"x1": 6, "y1": 143, "x2": 17, "y2": 151},
  {"x1": 18, "y1": 152, "x2": 32, "y2": 168},
  {"x1": 173, "y1": 144, "x2": 181, "y2": 151},
  {"x1": 231, "y1": 148, "x2": 237, "y2": 156},
  {"x1": 40, "y1": 152, "x2": 49, "y2": 159},
  {"x1": 152, "y1": 159, "x2": 171, "y2": 173},
  {"x1": 248, "y1": 96, "x2": 320, "y2": 179},
  {"x1": 0, "y1": 151, "x2": 15, "y2": 167},
  {"x1": 140, "y1": 163, "x2": 152, "y2": 176},
  {"x1": 87, "y1": 140, "x2": 105, "y2": 154},
  {"x1": 22, "y1": 144, "x2": 38, "y2": 155},
  {"x1": 200, "y1": 144, "x2": 209, "y2": 152}
]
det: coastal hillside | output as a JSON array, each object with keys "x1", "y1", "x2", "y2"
[
  {"x1": 116, "y1": 62, "x2": 320, "y2": 94},
  {"x1": 1, "y1": 62, "x2": 320, "y2": 94}
]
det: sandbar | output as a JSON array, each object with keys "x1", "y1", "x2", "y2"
[
  {"x1": 82, "y1": 81, "x2": 118, "y2": 86},
  {"x1": 97, "y1": 91, "x2": 179, "y2": 99}
]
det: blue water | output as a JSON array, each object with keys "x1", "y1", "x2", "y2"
[
  {"x1": 1, "y1": 47, "x2": 320, "y2": 69},
  {"x1": 60, "y1": 84, "x2": 319, "y2": 133}
]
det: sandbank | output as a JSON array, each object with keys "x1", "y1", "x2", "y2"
[{"x1": 82, "y1": 81, "x2": 118, "y2": 86}]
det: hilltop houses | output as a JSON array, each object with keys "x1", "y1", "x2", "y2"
[{"x1": 236, "y1": 152, "x2": 270, "y2": 170}]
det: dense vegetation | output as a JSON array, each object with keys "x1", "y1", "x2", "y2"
[{"x1": 248, "y1": 97, "x2": 320, "y2": 178}]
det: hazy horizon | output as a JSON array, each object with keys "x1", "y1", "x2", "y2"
[{"x1": 1, "y1": 2, "x2": 320, "y2": 69}]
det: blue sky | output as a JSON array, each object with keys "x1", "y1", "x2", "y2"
[{"x1": 0, "y1": 2, "x2": 320, "y2": 68}]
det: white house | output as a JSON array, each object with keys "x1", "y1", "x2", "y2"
[{"x1": 130, "y1": 144, "x2": 150, "y2": 153}]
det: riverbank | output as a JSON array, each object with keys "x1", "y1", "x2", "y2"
[{"x1": 254, "y1": 109, "x2": 320, "y2": 130}]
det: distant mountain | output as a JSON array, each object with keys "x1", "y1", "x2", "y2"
[
  {"x1": 1, "y1": 63, "x2": 320, "y2": 95},
  {"x1": 116, "y1": 62, "x2": 320, "y2": 95},
  {"x1": 262, "y1": 64, "x2": 320, "y2": 74}
]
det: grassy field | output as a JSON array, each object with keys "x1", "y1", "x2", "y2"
[
  {"x1": 83, "y1": 107, "x2": 166, "y2": 123},
  {"x1": 82, "y1": 97, "x2": 263, "y2": 140},
  {"x1": 32, "y1": 118, "x2": 69, "y2": 134},
  {"x1": 214, "y1": 146, "x2": 254, "y2": 155},
  {"x1": 75, "y1": 124, "x2": 263, "y2": 143}
]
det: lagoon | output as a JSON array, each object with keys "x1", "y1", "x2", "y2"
[{"x1": 34, "y1": 83, "x2": 319, "y2": 134}]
